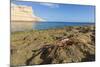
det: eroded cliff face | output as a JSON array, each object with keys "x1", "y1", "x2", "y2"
[{"x1": 11, "y1": 4, "x2": 44, "y2": 22}]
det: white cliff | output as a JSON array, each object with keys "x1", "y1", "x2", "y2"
[{"x1": 11, "y1": 3, "x2": 44, "y2": 22}]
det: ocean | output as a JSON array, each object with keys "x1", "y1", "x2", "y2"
[
  {"x1": 11, "y1": 22, "x2": 95, "y2": 32},
  {"x1": 33, "y1": 22, "x2": 95, "y2": 30}
]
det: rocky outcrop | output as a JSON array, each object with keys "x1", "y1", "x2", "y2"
[{"x1": 11, "y1": 3, "x2": 44, "y2": 22}]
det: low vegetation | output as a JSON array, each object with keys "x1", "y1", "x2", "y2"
[{"x1": 11, "y1": 25, "x2": 95, "y2": 66}]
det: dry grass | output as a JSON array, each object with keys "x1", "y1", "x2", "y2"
[{"x1": 11, "y1": 25, "x2": 95, "y2": 66}]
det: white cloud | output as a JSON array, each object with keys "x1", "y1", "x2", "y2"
[
  {"x1": 39, "y1": 2, "x2": 59, "y2": 8},
  {"x1": 11, "y1": 3, "x2": 17, "y2": 7},
  {"x1": 21, "y1": 0, "x2": 95, "y2": 5}
]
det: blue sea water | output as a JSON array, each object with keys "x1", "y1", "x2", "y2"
[{"x1": 33, "y1": 22, "x2": 95, "y2": 30}]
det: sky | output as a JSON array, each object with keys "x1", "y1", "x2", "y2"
[{"x1": 11, "y1": 0, "x2": 95, "y2": 23}]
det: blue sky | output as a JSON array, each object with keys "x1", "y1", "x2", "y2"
[{"x1": 11, "y1": 0, "x2": 95, "y2": 23}]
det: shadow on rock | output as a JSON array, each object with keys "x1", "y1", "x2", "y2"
[{"x1": 81, "y1": 52, "x2": 95, "y2": 62}]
